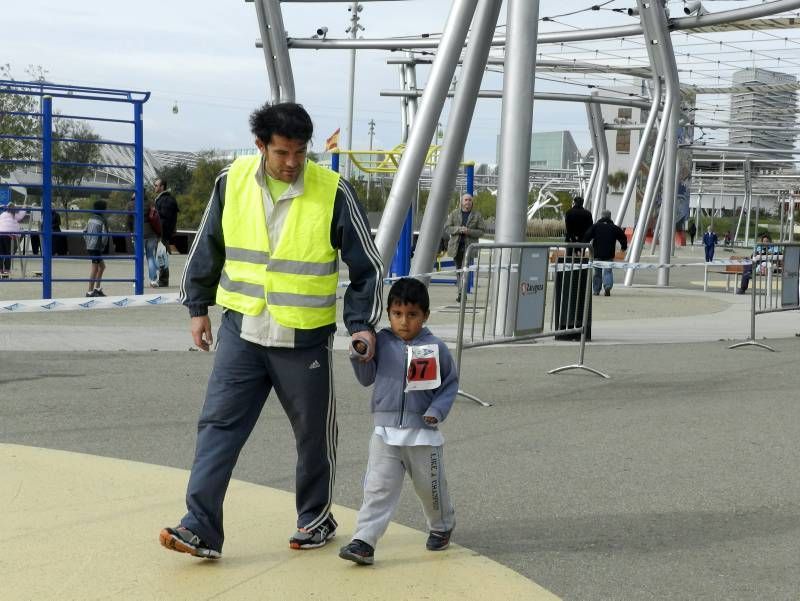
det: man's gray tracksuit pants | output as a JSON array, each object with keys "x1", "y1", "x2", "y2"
[
  {"x1": 352, "y1": 433, "x2": 455, "y2": 549},
  {"x1": 181, "y1": 311, "x2": 337, "y2": 552}
]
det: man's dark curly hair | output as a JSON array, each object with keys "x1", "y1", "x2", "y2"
[{"x1": 249, "y1": 102, "x2": 313, "y2": 144}]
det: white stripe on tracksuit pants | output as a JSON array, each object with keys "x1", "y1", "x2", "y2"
[
  {"x1": 181, "y1": 311, "x2": 336, "y2": 551},
  {"x1": 352, "y1": 433, "x2": 455, "y2": 549}
]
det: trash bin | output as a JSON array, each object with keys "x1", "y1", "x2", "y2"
[{"x1": 553, "y1": 256, "x2": 592, "y2": 341}]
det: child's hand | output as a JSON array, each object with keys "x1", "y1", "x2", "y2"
[{"x1": 423, "y1": 416, "x2": 438, "y2": 425}]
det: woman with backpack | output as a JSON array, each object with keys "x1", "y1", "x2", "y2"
[{"x1": 84, "y1": 199, "x2": 111, "y2": 297}]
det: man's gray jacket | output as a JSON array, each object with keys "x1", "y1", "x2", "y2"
[{"x1": 445, "y1": 208, "x2": 486, "y2": 257}]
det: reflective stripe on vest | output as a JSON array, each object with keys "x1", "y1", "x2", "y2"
[
  {"x1": 216, "y1": 156, "x2": 340, "y2": 329},
  {"x1": 225, "y1": 246, "x2": 269, "y2": 264}
]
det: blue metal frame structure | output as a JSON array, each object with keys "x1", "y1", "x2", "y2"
[{"x1": 0, "y1": 80, "x2": 150, "y2": 298}]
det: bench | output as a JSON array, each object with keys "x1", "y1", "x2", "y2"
[{"x1": 703, "y1": 256, "x2": 745, "y2": 293}]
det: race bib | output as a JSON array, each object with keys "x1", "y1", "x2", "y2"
[{"x1": 405, "y1": 344, "x2": 441, "y2": 391}]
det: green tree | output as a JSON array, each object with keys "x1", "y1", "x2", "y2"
[
  {"x1": 52, "y1": 117, "x2": 101, "y2": 228},
  {"x1": 0, "y1": 64, "x2": 41, "y2": 178},
  {"x1": 555, "y1": 190, "x2": 573, "y2": 213},
  {"x1": 607, "y1": 170, "x2": 628, "y2": 192},
  {"x1": 472, "y1": 189, "x2": 496, "y2": 220},
  {"x1": 156, "y1": 162, "x2": 192, "y2": 195},
  {"x1": 350, "y1": 176, "x2": 387, "y2": 213},
  {"x1": 178, "y1": 152, "x2": 228, "y2": 229}
]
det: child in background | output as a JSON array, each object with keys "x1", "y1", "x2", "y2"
[
  {"x1": 83, "y1": 199, "x2": 110, "y2": 297},
  {"x1": 339, "y1": 277, "x2": 458, "y2": 566}
]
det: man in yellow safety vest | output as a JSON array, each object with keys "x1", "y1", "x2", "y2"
[{"x1": 160, "y1": 103, "x2": 383, "y2": 559}]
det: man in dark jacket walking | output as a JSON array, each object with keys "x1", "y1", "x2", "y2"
[
  {"x1": 583, "y1": 210, "x2": 628, "y2": 296},
  {"x1": 564, "y1": 196, "x2": 593, "y2": 244},
  {"x1": 154, "y1": 178, "x2": 179, "y2": 286}
]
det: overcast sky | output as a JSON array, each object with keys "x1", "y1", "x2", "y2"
[{"x1": 3, "y1": 1, "x2": 768, "y2": 164}]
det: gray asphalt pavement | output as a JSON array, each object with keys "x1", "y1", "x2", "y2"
[{"x1": 2, "y1": 246, "x2": 800, "y2": 600}]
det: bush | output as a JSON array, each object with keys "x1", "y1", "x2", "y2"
[{"x1": 526, "y1": 218, "x2": 565, "y2": 239}]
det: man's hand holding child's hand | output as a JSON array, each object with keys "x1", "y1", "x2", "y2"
[{"x1": 351, "y1": 330, "x2": 376, "y2": 362}]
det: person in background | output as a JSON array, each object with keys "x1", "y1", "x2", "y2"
[
  {"x1": 0, "y1": 202, "x2": 27, "y2": 278},
  {"x1": 736, "y1": 233, "x2": 777, "y2": 295},
  {"x1": 49, "y1": 210, "x2": 68, "y2": 256},
  {"x1": 127, "y1": 193, "x2": 161, "y2": 287},
  {"x1": 564, "y1": 195, "x2": 594, "y2": 253},
  {"x1": 687, "y1": 221, "x2": 697, "y2": 246},
  {"x1": 445, "y1": 193, "x2": 485, "y2": 303},
  {"x1": 702, "y1": 225, "x2": 718, "y2": 262},
  {"x1": 24, "y1": 205, "x2": 41, "y2": 255},
  {"x1": 154, "y1": 177, "x2": 179, "y2": 286},
  {"x1": 583, "y1": 209, "x2": 628, "y2": 296},
  {"x1": 83, "y1": 199, "x2": 110, "y2": 297}
]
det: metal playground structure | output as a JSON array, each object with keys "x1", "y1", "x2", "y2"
[
  {"x1": 248, "y1": 0, "x2": 800, "y2": 334},
  {"x1": 0, "y1": 81, "x2": 150, "y2": 297}
]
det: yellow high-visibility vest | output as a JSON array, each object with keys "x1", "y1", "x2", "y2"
[{"x1": 216, "y1": 155, "x2": 340, "y2": 329}]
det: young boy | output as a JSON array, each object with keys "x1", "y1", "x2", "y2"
[
  {"x1": 83, "y1": 199, "x2": 110, "y2": 297},
  {"x1": 339, "y1": 277, "x2": 458, "y2": 566}
]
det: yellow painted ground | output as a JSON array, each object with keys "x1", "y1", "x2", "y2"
[{"x1": 1, "y1": 444, "x2": 560, "y2": 601}]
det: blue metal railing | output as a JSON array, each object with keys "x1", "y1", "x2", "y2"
[{"x1": 0, "y1": 80, "x2": 150, "y2": 297}]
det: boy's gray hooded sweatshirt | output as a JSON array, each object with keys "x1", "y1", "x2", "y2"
[{"x1": 350, "y1": 327, "x2": 458, "y2": 429}]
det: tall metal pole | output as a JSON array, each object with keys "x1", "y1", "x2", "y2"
[
  {"x1": 133, "y1": 101, "x2": 145, "y2": 295},
  {"x1": 590, "y1": 98, "x2": 608, "y2": 220},
  {"x1": 41, "y1": 96, "x2": 53, "y2": 300},
  {"x1": 615, "y1": 75, "x2": 661, "y2": 225},
  {"x1": 366, "y1": 118, "x2": 375, "y2": 202},
  {"x1": 398, "y1": 65, "x2": 408, "y2": 142},
  {"x1": 625, "y1": 1, "x2": 676, "y2": 287},
  {"x1": 411, "y1": 0, "x2": 503, "y2": 279},
  {"x1": 405, "y1": 52, "x2": 419, "y2": 127},
  {"x1": 584, "y1": 103, "x2": 599, "y2": 210},
  {"x1": 263, "y1": 0, "x2": 296, "y2": 101},
  {"x1": 495, "y1": 0, "x2": 539, "y2": 244},
  {"x1": 254, "y1": 0, "x2": 281, "y2": 103},
  {"x1": 494, "y1": 0, "x2": 539, "y2": 336},
  {"x1": 344, "y1": 1, "x2": 362, "y2": 179},
  {"x1": 375, "y1": 0, "x2": 479, "y2": 268},
  {"x1": 743, "y1": 160, "x2": 752, "y2": 245},
  {"x1": 644, "y1": 0, "x2": 681, "y2": 287}
]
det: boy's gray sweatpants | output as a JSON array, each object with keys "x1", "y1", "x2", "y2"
[{"x1": 352, "y1": 433, "x2": 455, "y2": 549}]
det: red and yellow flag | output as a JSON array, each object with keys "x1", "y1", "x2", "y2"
[{"x1": 324, "y1": 128, "x2": 340, "y2": 151}]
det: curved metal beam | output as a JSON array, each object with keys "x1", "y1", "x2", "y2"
[
  {"x1": 380, "y1": 89, "x2": 657, "y2": 110},
  {"x1": 285, "y1": 0, "x2": 800, "y2": 49},
  {"x1": 263, "y1": 0, "x2": 296, "y2": 102},
  {"x1": 616, "y1": 77, "x2": 661, "y2": 225},
  {"x1": 254, "y1": 0, "x2": 281, "y2": 103}
]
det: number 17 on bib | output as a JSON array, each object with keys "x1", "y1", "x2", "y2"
[{"x1": 405, "y1": 344, "x2": 441, "y2": 392}]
